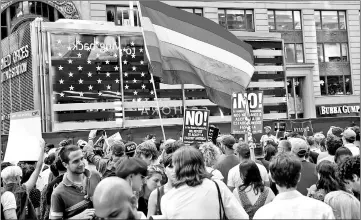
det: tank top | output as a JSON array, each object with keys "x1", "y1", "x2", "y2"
[{"x1": 238, "y1": 187, "x2": 269, "y2": 220}]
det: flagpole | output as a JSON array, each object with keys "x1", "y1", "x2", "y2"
[
  {"x1": 136, "y1": 1, "x2": 167, "y2": 142},
  {"x1": 118, "y1": 36, "x2": 125, "y2": 129}
]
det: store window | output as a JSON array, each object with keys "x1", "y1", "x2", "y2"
[
  {"x1": 320, "y1": 75, "x2": 352, "y2": 95},
  {"x1": 315, "y1": 11, "x2": 346, "y2": 30},
  {"x1": 317, "y1": 43, "x2": 348, "y2": 62},
  {"x1": 285, "y1": 43, "x2": 304, "y2": 63},
  {"x1": 178, "y1": 8, "x2": 203, "y2": 16},
  {"x1": 218, "y1": 9, "x2": 254, "y2": 31},
  {"x1": 268, "y1": 10, "x2": 302, "y2": 30},
  {"x1": 1, "y1": 1, "x2": 64, "y2": 40},
  {"x1": 106, "y1": 5, "x2": 139, "y2": 26}
]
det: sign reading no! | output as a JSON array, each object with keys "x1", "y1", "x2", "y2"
[{"x1": 182, "y1": 109, "x2": 210, "y2": 145}]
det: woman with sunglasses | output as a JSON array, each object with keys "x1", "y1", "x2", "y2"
[{"x1": 138, "y1": 165, "x2": 165, "y2": 216}]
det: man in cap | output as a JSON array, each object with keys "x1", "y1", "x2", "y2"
[
  {"x1": 342, "y1": 129, "x2": 359, "y2": 156},
  {"x1": 93, "y1": 177, "x2": 146, "y2": 219},
  {"x1": 115, "y1": 157, "x2": 148, "y2": 193},
  {"x1": 289, "y1": 138, "x2": 317, "y2": 196},
  {"x1": 83, "y1": 138, "x2": 127, "y2": 178},
  {"x1": 214, "y1": 135, "x2": 239, "y2": 185},
  {"x1": 260, "y1": 126, "x2": 278, "y2": 147}
]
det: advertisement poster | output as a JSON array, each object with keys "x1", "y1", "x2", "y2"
[
  {"x1": 182, "y1": 109, "x2": 210, "y2": 145},
  {"x1": 231, "y1": 91, "x2": 264, "y2": 134}
]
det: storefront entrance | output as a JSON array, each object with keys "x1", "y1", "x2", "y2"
[{"x1": 287, "y1": 77, "x2": 304, "y2": 119}]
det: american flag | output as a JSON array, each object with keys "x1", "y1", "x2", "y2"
[{"x1": 51, "y1": 34, "x2": 157, "y2": 131}]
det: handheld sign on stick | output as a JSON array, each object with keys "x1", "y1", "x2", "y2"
[
  {"x1": 4, "y1": 110, "x2": 42, "y2": 163},
  {"x1": 182, "y1": 109, "x2": 210, "y2": 146}
]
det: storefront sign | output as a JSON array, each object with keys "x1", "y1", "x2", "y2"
[
  {"x1": 1, "y1": 45, "x2": 30, "y2": 82},
  {"x1": 182, "y1": 109, "x2": 209, "y2": 145},
  {"x1": 231, "y1": 91, "x2": 264, "y2": 134},
  {"x1": 291, "y1": 120, "x2": 313, "y2": 136},
  {"x1": 320, "y1": 105, "x2": 360, "y2": 115}
]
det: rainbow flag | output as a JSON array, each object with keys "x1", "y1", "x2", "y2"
[{"x1": 138, "y1": 1, "x2": 255, "y2": 108}]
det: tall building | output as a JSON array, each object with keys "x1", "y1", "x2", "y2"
[{"x1": 1, "y1": 1, "x2": 360, "y2": 136}]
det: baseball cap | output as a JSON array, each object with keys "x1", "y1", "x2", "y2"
[
  {"x1": 115, "y1": 157, "x2": 148, "y2": 178},
  {"x1": 342, "y1": 129, "x2": 356, "y2": 140},
  {"x1": 112, "y1": 140, "x2": 125, "y2": 157},
  {"x1": 264, "y1": 126, "x2": 271, "y2": 130},
  {"x1": 290, "y1": 138, "x2": 309, "y2": 157},
  {"x1": 125, "y1": 142, "x2": 137, "y2": 157},
  {"x1": 222, "y1": 135, "x2": 236, "y2": 149}
]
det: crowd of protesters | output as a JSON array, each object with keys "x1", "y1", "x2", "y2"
[{"x1": 1, "y1": 125, "x2": 360, "y2": 219}]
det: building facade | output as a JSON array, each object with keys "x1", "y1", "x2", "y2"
[{"x1": 1, "y1": 0, "x2": 360, "y2": 135}]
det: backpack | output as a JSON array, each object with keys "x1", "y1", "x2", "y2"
[{"x1": 5, "y1": 184, "x2": 38, "y2": 220}]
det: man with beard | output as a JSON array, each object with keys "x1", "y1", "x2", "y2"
[
  {"x1": 93, "y1": 177, "x2": 146, "y2": 219},
  {"x1": 49, "y1": 145, "x2": 101, "y2": 219}
]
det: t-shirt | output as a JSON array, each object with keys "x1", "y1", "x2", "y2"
[
  {"x1": 161, "y1": 178, "x2": 249, "y2": 219},
  {"x1": 214, "y1": 155, "x2": 239, "y2": 185},
  {"x1": 228, "y1": 163, "x2": 269, "y2": 189},
  {"x1": 344, "y1": 143, "x2": 360, "y2": 156},
  {"x1": 1, "y1": 191, "x2": 17, "y2": 211},
  {"x1": 297, "y1": 160, "x2": 318, "y2": 196}
]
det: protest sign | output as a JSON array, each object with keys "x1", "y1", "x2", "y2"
[
  {"x1": 291, "y1": 120, "x2": 314, "y2": 136},
  {"x1": 182, "y1": 109, "x2": 210, "y2": 145},
  {"x1": 274, "y1": 121, "x2": 286, "y2": 132},
  {"x1": 104, "y1": 132, "x2": 122, "y2": 153},
  {"x1": 231, "y1": 92, "x2": 264, "y2": 134},
  {"x1": 4, "y1": 110, "x2": 42, "y2": 162},
  {"x1": 208, "y1": 125, "x2": 220, "y2": 145}
]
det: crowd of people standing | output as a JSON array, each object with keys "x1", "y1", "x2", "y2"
[{"x1": 1, "y1": 125, "x2": 360, "y2": 219}]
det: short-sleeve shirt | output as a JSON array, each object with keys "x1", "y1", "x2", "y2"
[
  {"x1": 228, "y1": 163, "x2": 269, "y2": 188},
  {"x1": 260, "y1": 135, "x2": 278, "y2": 146},
  {"x1": 50, "y1": 169, "x2": 101, "y2": 219},
  {"x1": 1, "y1": 191, "x2": 17, "y2": 211}
]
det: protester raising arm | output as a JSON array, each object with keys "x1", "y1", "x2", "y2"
[{"x1": 23, "y1": 138, "x2": 45, "y2": 193}]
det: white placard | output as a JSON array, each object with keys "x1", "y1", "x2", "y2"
[{"x1": 4, "y1": 110, "x2": 42, "y2": 163}]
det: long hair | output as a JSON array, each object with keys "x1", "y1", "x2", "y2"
[
  {"x1": 238, "y1": 160, "x2": 265, "y2": 195},
  {"x1": 316, "y1": 160, "x2": 343, "y2": 193},
  {"x1": 172, "y1": 147, "x2": 211, "y2": 188}
]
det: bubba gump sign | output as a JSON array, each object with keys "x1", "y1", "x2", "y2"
[{"x1": 319, "y1": 105, "x2": 360, "y2": 115}]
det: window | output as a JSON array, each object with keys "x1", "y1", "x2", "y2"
[
  {"x1": 179, "y1": 8, "x2": 203, "y2": 16},
  {"x1": 106, "y1": 5, "x2": 139, "y2": 26},
  {"x1": 317, "y1": 43, "x2": 348, "y2": 62},
  {"x1": 218, "y1": 9, "x2": 254, "y2": 31},
  {"x1": 315, "y1": 11, "x2": 346, "y2": 30},
  {"x1": 285, "y1": 43, "x2": 304, "y2": 63},
  {"x1": 320, "y1": 75, "x2": 352, "y2": 95},
  {"x1": 268, "y1": 10, "x2": 302, "y2": 30}
]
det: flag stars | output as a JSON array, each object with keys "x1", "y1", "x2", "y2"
[
  {"x1": 124, "y1": 72, "x2": 128, "y2": 77},
  {"x1": 125, "y1": 84, "x2": 129, "y2": 89},
  {"x1": 98, "y1": 91, "x2": 103, "y2": 96},
  {"x1": 88, "y1": 85, "x2": 93, "y2": 90},
  {"x1": 150, "y1": 90, "x2": 154, "y2": 95},
  {"x1": 57, "y1": 39, "x2": 62, "y2": 44},
  {"x1": 132, "y1": 66, "x2": 137, "y2": 71},
  {"x1": 76, "y1": 40, "x2": 81, "y2": 45},
  {"x1": 79, "y1": 92, "x2": 84, "y2": 97},
  {"x1": 68, "y1": 59, "x2": 73, "y2": 64},
  {"x1": 60, "y1": 92, "x2": 65, "y2": 97},
  {"x1": 123, "y1": 60, "x2": 128, "y2": 65},
  {"x1": 78, "y1": 79, "x2": 84, "y2": 84},
  {"x1": 141, "y1": 84, "x2": 146, "y2": 89},
  {"x1": 86, "y1": 47, "x2": 91, "y2": 51},
  {"x1": 133, "y1": 90, "x2": 138, "y2": 95},
  {"x1": 149, "y1": 78, "x2": 154, "y2": 83},
  {"x1": 115, "y1": 79, "x2": 120, "y2": 83},
  {"x1": 96, "y1": 65, "x2": 101, "y2": 71},
  {"x1": 141, "y1": 72, "x2": 145, "y2": 77},
  {"x1": 133, "y1": 78, "x2": 137, "y2": 83},
  {"x1": 116, "y1": 91, "x2": 121, "y2": 96},
  {"x1": 106, "y1": 85, "x2": 111, "y2": 90},
  {"x1": 77, "y1": 53, "x2": 82, "y2": 58},
  {"x1": 58, "y1": 52, "x2": 62, "y2": 57},
  {"x1": 69, "y1": 72, "x2": 74, "y2": 77},
  {"x1": 140, "y1": 60, "x2": 144, "y2": 65},
  {"x1": 67, "y1": 46, "x2": 72, "y2": 51},
  {"x1": 97, "y1": 79, "x2": 102, "y2": 84},
  {"x1": 59, "y1": 79, "x2": 64, "y2": 84},
  {"x1": 122, "y1": 48, "x2": 127, "y2": 52},
  {"x1": 130, "y1": 42, "x2": 135, "y2": 46},
  {"x1": 77, "y1": 65, "x2": 83, "y2": 71},
  {"x1": 87, "y1": 60, "x2": 91, "y2": 64},
  {"x1": 113, "y1": 53, "x2": 118, "y2": 58},
  {"x1": 114, "y1": 66, "x2": 119, "y2": 71},
  {"x1": 139, "y1": 48, "x2": 143, "y2": 53},
  {"x1": 106, "y1": 72, "x2": 111, "y2": 77},
  {"x1": 58, "y1": 65, "x2": 63, "y2": 70},
  {"x1": 69, "y1": 85, "x2": 74, "y2": 91},
  {"x1": 87, "y1": 72, "x2": 92, "y2": 77},
  {"x1": 105, "y1": 60, "x2": 110, "y2": 64},
  {"x1": 131, "y1": 54, "x2": 136, "y2": 58}
]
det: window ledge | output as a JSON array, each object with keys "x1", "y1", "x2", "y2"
[{"x1": 286, "y1": 63, "x2": 314, "y2": 69}]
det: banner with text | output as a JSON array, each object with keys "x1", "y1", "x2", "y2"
[
  {"x1": 208, "y1": 126, "x2": 220, "y2": 145},
  {"x1": 182, "y1": 109, "x2": 210, "y2": 145},
  {"x1": 291, "y1": 120, "x2": 314, "y2": 136},
  {"x1": 4, "y1": 110, "x2": 42, "y2": 163},
  {"x1": 231, "y1": 91, "x2": 264, "y2": 134}
]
